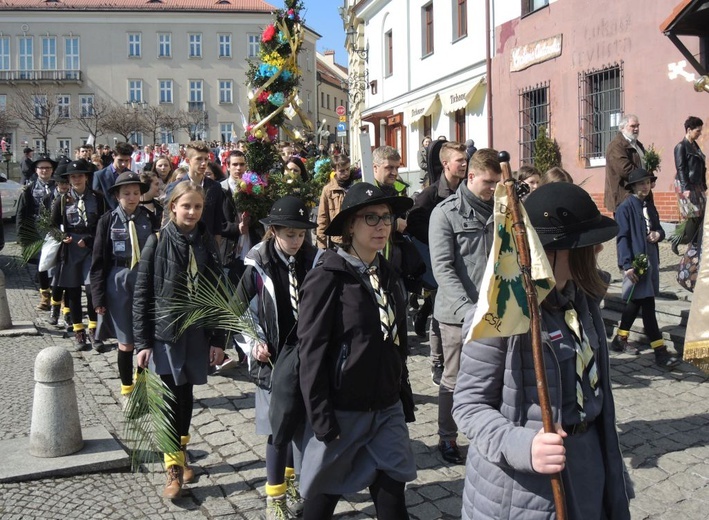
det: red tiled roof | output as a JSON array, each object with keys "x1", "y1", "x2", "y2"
[{"x1": 0, "y1": 0, "x2": 276, "y2": 12}]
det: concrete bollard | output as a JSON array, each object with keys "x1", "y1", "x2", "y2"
[
  {"x1": 29, "y1": 347, "x2": 83, "y2": 458},
  {"x1": 0, "y1": 269, "x2": 12, "y2": 330}
]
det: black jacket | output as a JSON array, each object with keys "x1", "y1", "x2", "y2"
[
  {"x1": 16, "y1": 179, "x2": 54, "y2": 245},
  {"x1": 165, "y1": 176, "x2": 226, "y2": 238},
  {"x1": 133, "y1": 220, "x2": 226, "y2": 351},
  {"x1": 51, "y1": 189, "x2": 107, "y2": 249},
  {"x1": 89, "y1": 207, "x2": 160, "y2": 308},
  {"x1": 674, "y1": 137, "x2": 707, "y2": 192},
  {"x1": 298, "y1": 250, "x2": 413, "y2": 443}
]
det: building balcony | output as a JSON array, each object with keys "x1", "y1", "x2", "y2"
[{"x1": 0, "y1": 69, "x2": 82, "y2": 83}]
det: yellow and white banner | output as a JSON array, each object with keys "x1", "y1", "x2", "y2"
[{"x1": 466, "y1": 183, "x2": 555, "y2": 342}]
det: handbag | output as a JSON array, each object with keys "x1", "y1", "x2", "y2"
[
  {"x1": 677, "y1": 242, "x2": 700, "y2": 292},
  {"x1": 674, "y1": 178, "x2": 706, "y2": 220},
  {"x1": 38, "y1": 234, "x2": 62, "y2": 272}
]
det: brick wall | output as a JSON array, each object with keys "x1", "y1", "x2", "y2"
[{"x1": 592, "y1": 191, "x2": 680, "y2": 222}]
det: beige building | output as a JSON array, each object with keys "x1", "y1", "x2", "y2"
[
  {"x1": 0, "y1": 0, "x2": 319, "y2": 158},
  {"x1": 316, "y1": 50, "x2": 348, "y2": 153}
]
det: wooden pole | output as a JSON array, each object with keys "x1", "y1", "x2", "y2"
[{"x1": 498, "y1": 151, "x2": 567, "y2": 520}]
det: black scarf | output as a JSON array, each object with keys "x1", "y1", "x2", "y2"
[{"x1": 460, "y1": 182, "x2": 493, "y2": 224}]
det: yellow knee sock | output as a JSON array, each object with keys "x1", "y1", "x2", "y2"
[
  {"x1": 164, "y1": 450, "x2": 185, "y2": 468},
  {"x1": 284, "y1": 467, "x2": 295, "y2": 480},
  {"x1": 265, "y1": 482, "x2": 287, "y2": 496},
  {"x1": 73, "y1": 323, "x2": 85, "y2": 332},
  {"x1": 650, "y1": 339, "x2": 665, "y2": 349}
]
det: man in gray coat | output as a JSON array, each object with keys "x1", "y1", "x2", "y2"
[{"x1": 429, "y1": 148, "x2": 500, "y2": 464}]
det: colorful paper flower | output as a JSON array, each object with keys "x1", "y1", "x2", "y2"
[
  {"x1": 257, "y1": 91, "x2": 271, "y2": 103},
  {"x1": 262, "y1": 24, "x2": 276, "y2": 43},
  {"x1": 268, "y1": 92, "x2": 285, "y2": 107}
]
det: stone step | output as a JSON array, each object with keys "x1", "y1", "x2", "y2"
[{"x1": 604, "y1": 289, "x2": 690, "y2": 326}]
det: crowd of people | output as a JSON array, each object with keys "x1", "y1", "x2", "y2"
[{"x1": 13, "y1": 115, "x2": 704, "y2": 519}]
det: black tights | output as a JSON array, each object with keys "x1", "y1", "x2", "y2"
[
  {"x1": 266, "y1": 435, "x2": 294, "y2": 486},
  {"x1": 65, "y1": 285, "x2": 97, "y2": 325},
  {"x1": 160, "y1": 374, "x2": 194, "y2": 443},
  {"x1": 303, "y1": 471, "x2": 408, "y2": 520},
  {"x1": 620, "y1": 296, "x2": 661, "y2": 343},
  {"x1": 38, "y1": 270, "x2": 50, "y2": 291}
]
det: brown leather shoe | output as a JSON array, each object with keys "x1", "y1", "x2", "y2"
[
  {"x1": 181, "y1": 445, "x2": 194, "y2": 484},
  {"x1": 163, "y1": 465, "x2": 183, "y2": 499},
  {"x1": 36, "y1": 290, "x2": 51, "y2": 311}
]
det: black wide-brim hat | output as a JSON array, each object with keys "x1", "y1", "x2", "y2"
[
  {"x1": 325, "y1": 182, "x2": 413, "y2": 236},
  {"x1": 60, "y1": 159, "x2": 93, "y2": 177},
  {"x1": 31, "y1": 154, "x2": 58, "y2": 169},
  {"x1": 624, "y1": 167, "x2": 657, "y2": 191},
  {"x1": 108, "y1": 171, "x2": 149, "y2": 195},
  {"x1": 524, "y1": 182, "x2": 618, "y2": 250},
  {"x1": 260, "y1": 195, "x2": 316, "y2": 229},
  {"x1": 52, "y1": 156, "x2": 71, "y2": 180}
]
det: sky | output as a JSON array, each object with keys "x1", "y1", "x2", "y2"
[{"x1": 300, "y1": 1, "x2": 348, "y2": 66}]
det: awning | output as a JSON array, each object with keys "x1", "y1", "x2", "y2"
[
  {"x1": 660, "y1": 0, "x2": 709, "y2": 76},
  {"x1": 406, "y1": 94, "x2": 439, "y2": 124},
  {"x1": 439, "y1": 76, "x2": 485, "y2": 114}
]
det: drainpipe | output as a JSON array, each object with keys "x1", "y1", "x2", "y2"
[{"x1": 485, "y1": 0, "x2": 493, "y2": 148}]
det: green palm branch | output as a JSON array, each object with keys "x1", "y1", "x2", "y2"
[
  {"x1": 17, "y1": 207, "x2": 64, "y2": 266},
  {"x1": 163, "y1": 267, "x2": 260, "y2": 341},
  {"x1": 122, "y1": 368, "x2": 180, "y2": 472}
]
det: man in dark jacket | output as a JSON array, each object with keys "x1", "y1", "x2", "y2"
[
  {"x1": 604, "y1": 114, "x2": 645, "y2": 213},
  {"x1": 20, "y1": 147, "x2": 35, "y2": 184},
  {"x1": 407, "y1": 141, "x2": 467, "y2": 385},
  {"x1": 92, "y1": 141, "x2": 133, "y2": 210}
]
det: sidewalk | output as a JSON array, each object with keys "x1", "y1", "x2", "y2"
[{"x1": 1, "y1": 226, "x2": 708, "y2": 519}]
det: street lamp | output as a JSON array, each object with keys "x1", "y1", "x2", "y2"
[{"x1": 345, "y1": 25, "x2": 368, "y2": 62}]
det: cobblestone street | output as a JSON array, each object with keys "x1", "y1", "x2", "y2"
[{"x1": 1, "y1": 224, "x2": 708, "y2": 519}]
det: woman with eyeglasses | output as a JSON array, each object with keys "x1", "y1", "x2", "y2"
[{"x1": 297, "y1": 182, "x2": 417, "y2": 519}]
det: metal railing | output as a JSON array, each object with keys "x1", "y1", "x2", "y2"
[
  {"x1": 518, "y1": 82, "x2": 550, "y2": 166},
  {"x1": 0, "y1": 70, "x2": 82, "y2": 82},
  {"x1": 578, "y1": 62, "x2": 624, "y2": 160}
]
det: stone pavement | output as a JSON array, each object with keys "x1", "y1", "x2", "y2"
[{"x1": 1, "y1": 224, "x2": 708, "y2": 519}]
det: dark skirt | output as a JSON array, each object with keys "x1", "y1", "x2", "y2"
[
  {"x1": 56, "y1": 235, "x2": 91, "y2": 288},
  {"x1": 299, "y1": 402, "x2": 417, "y2": 498},
  {"x1": 103, "y1": 265, "x2": 137, "y2": 344},
  {"x1": 150, "y1": 326, "x2": 210, "y2": 386}
]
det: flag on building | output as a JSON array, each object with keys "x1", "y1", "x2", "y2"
[{"x1": 466, "y1": 183, "x2": 555, "y2": 342}]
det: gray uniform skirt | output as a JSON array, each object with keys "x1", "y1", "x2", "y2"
[
  {"x1": 150, "y1": 326, "x2": 210, "y2": 386},
  {"x1": 255, "y1": 386, "x2": 304, "y2": 470},
  {"x1": 56, "y1": 235, "x2": 91, "y2": 288},
  {"x1": 299, "y1": 401, "x2": 417, "y2": 498},
  {"x1": 102, "y1": 265, "x2": 137, "y2": 344}
]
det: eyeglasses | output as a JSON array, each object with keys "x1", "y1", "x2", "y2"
[{"x1": 356, "y1": 213, "x2": 395, "y2": 226}]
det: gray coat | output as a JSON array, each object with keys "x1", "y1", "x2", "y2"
[
  {"x1": 453, "y1": 293, "x2": 631, "y2": 520},
  {"x1": 429, "y1": 183, "x2": 494, "y2": 324}
]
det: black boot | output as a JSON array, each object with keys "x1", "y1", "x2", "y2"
[
  {"x1": 48, "y1": 304, "x2": 61, "y2": 326},
  {"x1": 87, "y1": 328, "x2": 105, "y2": 353},
  {"x1": 73, "y1": 329, "x2": 87, "y2": 351},
  {"x1": 654, "y1": 346, "x2": 680, "y2": 369}
]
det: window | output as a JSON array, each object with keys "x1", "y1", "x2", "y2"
[
  {"x1": 320, "y1": 92, "x2": 324, "y2": 108},
  {"x1": 454, "y1": 108, "x2": 466, "y2": 142},
  {"x1": 522, "y1": 0, "x2": 549, "y2": 16},
  {"x1": 306, "y1": 91, "x2": 312, "y2": 113},
  {"x1": 189, "y1": 80, "x2": 203, "y2": 102},
  {"x1": 220, "y1": 123, "x2": 234, "y2": 143},
  {"x1": 218, "y1": 34, "x2": 232, "y2": 58},
  {"x1": 579, "y1": 63, "x2": 623, "y2": 160},
  {"x1": 128, "y1": 33, "x2": 141, "y2": 58},
  {"x1": 422, "y1": 3, "x2": 434, "y2": 57},
  {"x1": 158, "y1": 33, "x2": 171, "y2": 58},
  {"x1": 19, "y1": 37, "x2": 33, "y2": 77},
  {"x1": 423, "y1": 115, "x2": 432, "y2": 138},
  {"x1": 454, "y1": 0, "x2": 468, "y2": 40},
  {"x1": 128, "y1": 79, "x2": 143, "y2": 103},
  {"x1": 0, "y1": 37, "x2": 9, "y2": 70},
  {"x1": 57, "y1": 95, "x2": 71, "y2": 118},
  {"x1": 189, "y1": 33, "x2": 202, "y2": 58},
  {"x1": 33, "y1": 139, "x2": 45, "y2": 153},
  {"x1": 384, "y1": 30, "x2": 393, "y2": 76},
  {"x1": 385, "y1": 114, "x2": 406, "y2": 166},
  {"x1": 326, "y1": 94, "x2": 330, "y2": 110},
  {"x1": 57, "y1": 139, "x2": 71, "y2": 155},
  {"x1": 219, "y1": 80, "x2": 233, "y2": 104},
  {"x1": 0, "y1": 94, "x2": 7, "y2": 111},
  {"x1": 128, "y1": 132, "x2": 144, "y2": 146},
  {"x1": 247, "y1": 34, "x2": 260, "y2": 58},
  {"x1": 519, "y1": 83, "x2": 550, "y2": 166},
  {"x1": 64, "y1": 37, "x2": 80, "y2": 78},
  {"x1": 80, "y1": 95, "x2": 94, "y2": 117},
  {"x1": 33, "y1": 95, "x2": 47, "y2": 119},
  {"x1": 160, "y1": 129, "x2": 175, "y2": 144},
  {"x1": 42, "y1": 36, "x2": 57, "y2": 70},
  {"x1": 159, "y1": 80, "x2": 173, "y2": 104}
]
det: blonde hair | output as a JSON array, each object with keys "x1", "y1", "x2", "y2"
[{"x1": 167, "y1": 182, "x2": 205, "y2": 222}]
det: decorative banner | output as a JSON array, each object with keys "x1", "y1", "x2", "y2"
[{"x1": 466, "y1": 183, "x2": 555, "y2": 342}]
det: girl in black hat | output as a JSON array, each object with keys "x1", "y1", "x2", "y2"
[
  {"x1": 297, "y1": 182, "x2": 417, "y2": 519},
  {"x1": 133, "y1": 182, "x2": 226, "y2": 500},
  {"x1": 51, "y1": 159, "x2": 108, "y2": 351},
  {"x1": 612, "y1": 168, "x2": 680, "y2": 368},
  {"x1": 452, "y1": 182, "x2": 631, "y2": 520},
  {"x1": 234, "y1": 195, "x2": 320, "y2": 519},
  {"x1": 90, "y1": 172, "x2": 160, "y2": 405}
]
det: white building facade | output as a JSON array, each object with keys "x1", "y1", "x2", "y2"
[{"x1": 0, "y1": 0, "x2": 319, "y2": 158}]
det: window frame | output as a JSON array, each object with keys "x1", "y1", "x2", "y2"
[
  {"x1": 128, "y1": 79, "x2": 143, "y2": 103},
  {"x1": 0, "y1": 37, "x2": 9, "y2": 71},
  {"x1": 57, "y1": 138, "x2": 71, "y2": 155},
  {"x1": 79, "y1": 95, "x2": 94, "y2": 117},
  {"x1": 218, "y1": 33, "x2": 232, "y2": 58},
  {"x1": 18, "y1": 36, "x2": 34, "y2": 75},
  {"x1": 453, "y1": 0, "x2": 468, "y2": 41},
  {"x1": 157, "y1": 33, "x2": 172, "y2": 58},
  {"x1": 384, "y1": 30, "x2": 393, "y2": 77},
  {"x1": 127, "y1": 32, "x2": 142, "y2": 58},
  {"x1": 247, "y1": 34, "x2": 260, "y2": 58},
  {"x1": 188, "y1": 33, "x2": 203, "y2": 59},
  {"x1": 219, "y1": 79, "x2": 233, "y2": 104},
  {"x1": 64, "y1": 36, "x2": 80, "y2": 75},
  {"x1": 189, "y1": 79, "x2": 204, "y2": 103},
  {"x1": 518, "y1": 82, "x2": 550, "y2": 167},
  {"x1": 578, "y1": 62, "x2": 624, "y2": 163},
  {"x1": 41, "y1": 36, "x2": 57, "y2": 70},
  {"x1": 220, "y1": 122, "x2": 234, "y2": 143},
  {"x1": 159, "y1": 79, "x2": 173, "y2": 104},
  {"x1": 422, "y1": 2, "x2": 434, "y2": 58},
  {"x1": 56, "y1": 94, "x2": 71, "y2": 119},
  {"x1": 521, "y1": 0, "x2": 549, "y2": 17}
]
